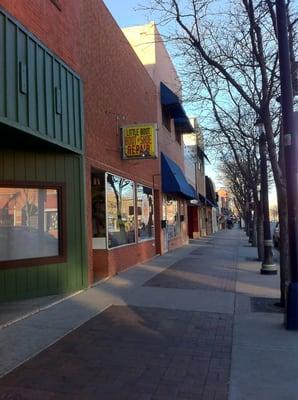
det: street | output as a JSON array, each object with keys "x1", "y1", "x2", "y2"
[{"x1": 0, "y1": 228, "x2": 297, "y2": 400}]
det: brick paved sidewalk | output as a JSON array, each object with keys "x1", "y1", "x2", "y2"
[
  {"x1": 0, "y1": 229, "x2": 242, "y2": 400},
  {"x1": 0, "y1": 306, "x2": 233, "y2": 400}
]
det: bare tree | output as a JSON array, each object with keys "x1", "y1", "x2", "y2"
[{"x1": 142, "y1": 0, "x2": 297, "y2": 305}]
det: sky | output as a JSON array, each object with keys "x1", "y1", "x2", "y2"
[{"x1": 103, "y1": 0, "x2": 151, "y2": 28}]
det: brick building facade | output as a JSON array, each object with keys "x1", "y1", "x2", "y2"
[
  {"x1": 0, "y1": 0, "x2": 197, "y2": 299},
  {"x1": 80, "y1": 1, "x2": 159, "y2": 283}
]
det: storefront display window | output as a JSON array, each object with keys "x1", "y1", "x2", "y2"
[
  {"x1": 106, "y1": 174, "x2": 135, "y2": 248},
  {"x1": 0, "y1": 186, "x2": 62, "y2": 263},
  {"x1": 137, "y1": 185, "x2": 154, "y2": 241},
  {"x1": 92, "y1": 171, "x2": 106, "y2": 249},
  {"x1": 92, "y1": 172, "x2": 106, "y2": 237},
  {"x1": 166, "y1": 197, "x2": 180, "y2": 239}
]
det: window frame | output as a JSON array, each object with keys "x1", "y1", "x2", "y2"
[{"x1": 0, "y1": 181, "x2": 66, "y2": 269}]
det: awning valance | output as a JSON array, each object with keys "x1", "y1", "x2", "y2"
[
  {"x1": 161, "y1": 152, "x2": 197, "y2": 200},
  {"x1": 160, "y1": 82, "x2": 194, "y2": 133},
  {"x1": 206, "y1": 198, "x2": 218, "y2": 208},
  {"x1": 198, "y1": 193, "x2": 217, "y2": 208},
  {"x1": 198, "y1": 193, "x2": 206, "y2": 204}
]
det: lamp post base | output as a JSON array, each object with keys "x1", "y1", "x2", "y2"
[
  {"x1": 285, "y1": 282, "x2": 298, "y2": 330},
  {"x1": 261, "y1": 239, "x2": 276, "y2": 275},
  {"x1": 260, "y1": 263, "x2": 277, "y2": 275}
]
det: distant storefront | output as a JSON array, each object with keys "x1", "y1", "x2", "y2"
[{"x1": 161, "y1": 153, "x2": 196, "y2": 252}]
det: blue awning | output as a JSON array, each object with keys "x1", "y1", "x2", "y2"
[
  {"x1": 175, "y1": 117, "x2": 194, "y2": 134},
  {"x1": 206, "y1": 198, "x2": 218, "y2": 208},
  {"x1": 161, "y1": 152, "x2": 197, "y2": 200},
  {"x1": 198, "y1": 193, "x2": 217, "y2": 208},
  {"x1": 160, "y1": 82, "x2": 194, "y2": 133},
  {"x1": 199, "y1": 193, "x2": 206, "y2": 204}
]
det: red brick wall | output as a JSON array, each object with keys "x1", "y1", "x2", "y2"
[
  {"x1": 81, "y1": 0, "x2": 159, "y2": 283},
  {"x1": 81, "y1": 0, "x2": 158, "y2": 181},
  {"x1": 0, "y1": 0, "x2": 81, "y2": 73},
  {"x1": 93, "y1": 240, "x2": 156, "y2": 281},
  {"x1": 158, "y1": 124, "x2": 185, "y2": 170}
]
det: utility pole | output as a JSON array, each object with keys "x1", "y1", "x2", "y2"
[{"x1": 276, "y1": 0, "x2": 298, "y2": 330}]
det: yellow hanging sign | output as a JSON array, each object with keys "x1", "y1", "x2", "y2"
[{"x1": 121, "y1": 123, "x2": 157, "y2": 159}]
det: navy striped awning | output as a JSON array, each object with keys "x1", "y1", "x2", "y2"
[{"x1": 161, "y1": 153, "x2": 197, "y2": 200}]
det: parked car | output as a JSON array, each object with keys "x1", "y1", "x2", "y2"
[{"x1": 273, "y1": 222, "x2": 280, "y2": 248}]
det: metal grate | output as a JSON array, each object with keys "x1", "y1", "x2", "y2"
[{"x1": 250, "y1": 297, "x2": 283, "y2": 313}]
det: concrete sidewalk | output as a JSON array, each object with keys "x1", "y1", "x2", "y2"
[
  {"x1": 0, "y1": 229, "x2": 297, "y2": 399},
  {"x1": 231, "y1": 234, "x2": 298, "y2": 400}
]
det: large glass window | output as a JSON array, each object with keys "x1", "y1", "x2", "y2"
[
  {"x1": 0, "y1": 186, "x2": 61, "y2": 262},
  {"x1": 137, "y1": 185, "x2": 154, "y2": 241},
  {"x1": 106, "y1": 174, "x2": 135, "y2": 248},
  {"x1": 166, "y1": 197, "x2": 180, "y2": 239}
]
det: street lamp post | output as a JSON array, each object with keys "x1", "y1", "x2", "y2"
[
  {"x1": 276, "y1": 0, "x2": 298, "y2": 330},
  {"x1": 255, "y1": 119, "x2": 277, "y2": 275}
]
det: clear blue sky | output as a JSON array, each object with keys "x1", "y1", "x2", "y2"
[{"x1": 103, "y1": 0, "x2": 151, "y2": 28}]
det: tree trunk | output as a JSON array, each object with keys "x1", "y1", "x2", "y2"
[
  {"x1": 251, "y1": 211, "x2": 257, "y2": 247},
  {"x1": 256, "y1": 202, "x2": 264, "y2": 261},
  {"x1": 263, "y1": 107, "x2": 290, "y2": 307},
  {"x1": 252, "y1": 189, "x2": 264, "y2": 261},
  {"x1": 277, "y1": 186, "x2": 290, "y2": 306},
  {"x1": 276, "y1": 128, "x2": 290, "y2": 307},
  {"x1": 248, "y1": 211, "x2": 254, "y2": 243},
  {"x1": 245, "y1": 209, "x2": 250, "y2": 237}
]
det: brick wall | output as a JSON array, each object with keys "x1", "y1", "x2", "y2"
[
  {"x1": 0, "y1": 0, "x2": 81, "y2": 73},
  {"x1": 1, "y1": 0, "x2": 186, "y2": 283},
  {"x1": 81, "y1": 0, "x2": 158, "y2": 181},
  {"x1": 80, "y1": 0, "x2": 159, "y2": 282}
]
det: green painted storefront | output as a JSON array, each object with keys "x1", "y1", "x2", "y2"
[
  {"x1": 0, "y1": 8, "x2": 87, "y2": 300},
  {"x1": 0, "y1": 8, "x2": 83, "y2": 153}
]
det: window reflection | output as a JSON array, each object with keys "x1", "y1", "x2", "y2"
[
  {"x1": 106, "y1": 174, "x2": 135, "y2": 248},
  {"x1": 137, "y1": 185, "x2": 154, "y2": 241},
  {"x1": 92, "y1": 172, "x2": 106, "y2": 238},
  {"x1": 166, "y1": 198, "x2": 180, "y2": 239},
  {"x1": 0, "y1": 187, "x2": 59, "y2": 261}
]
